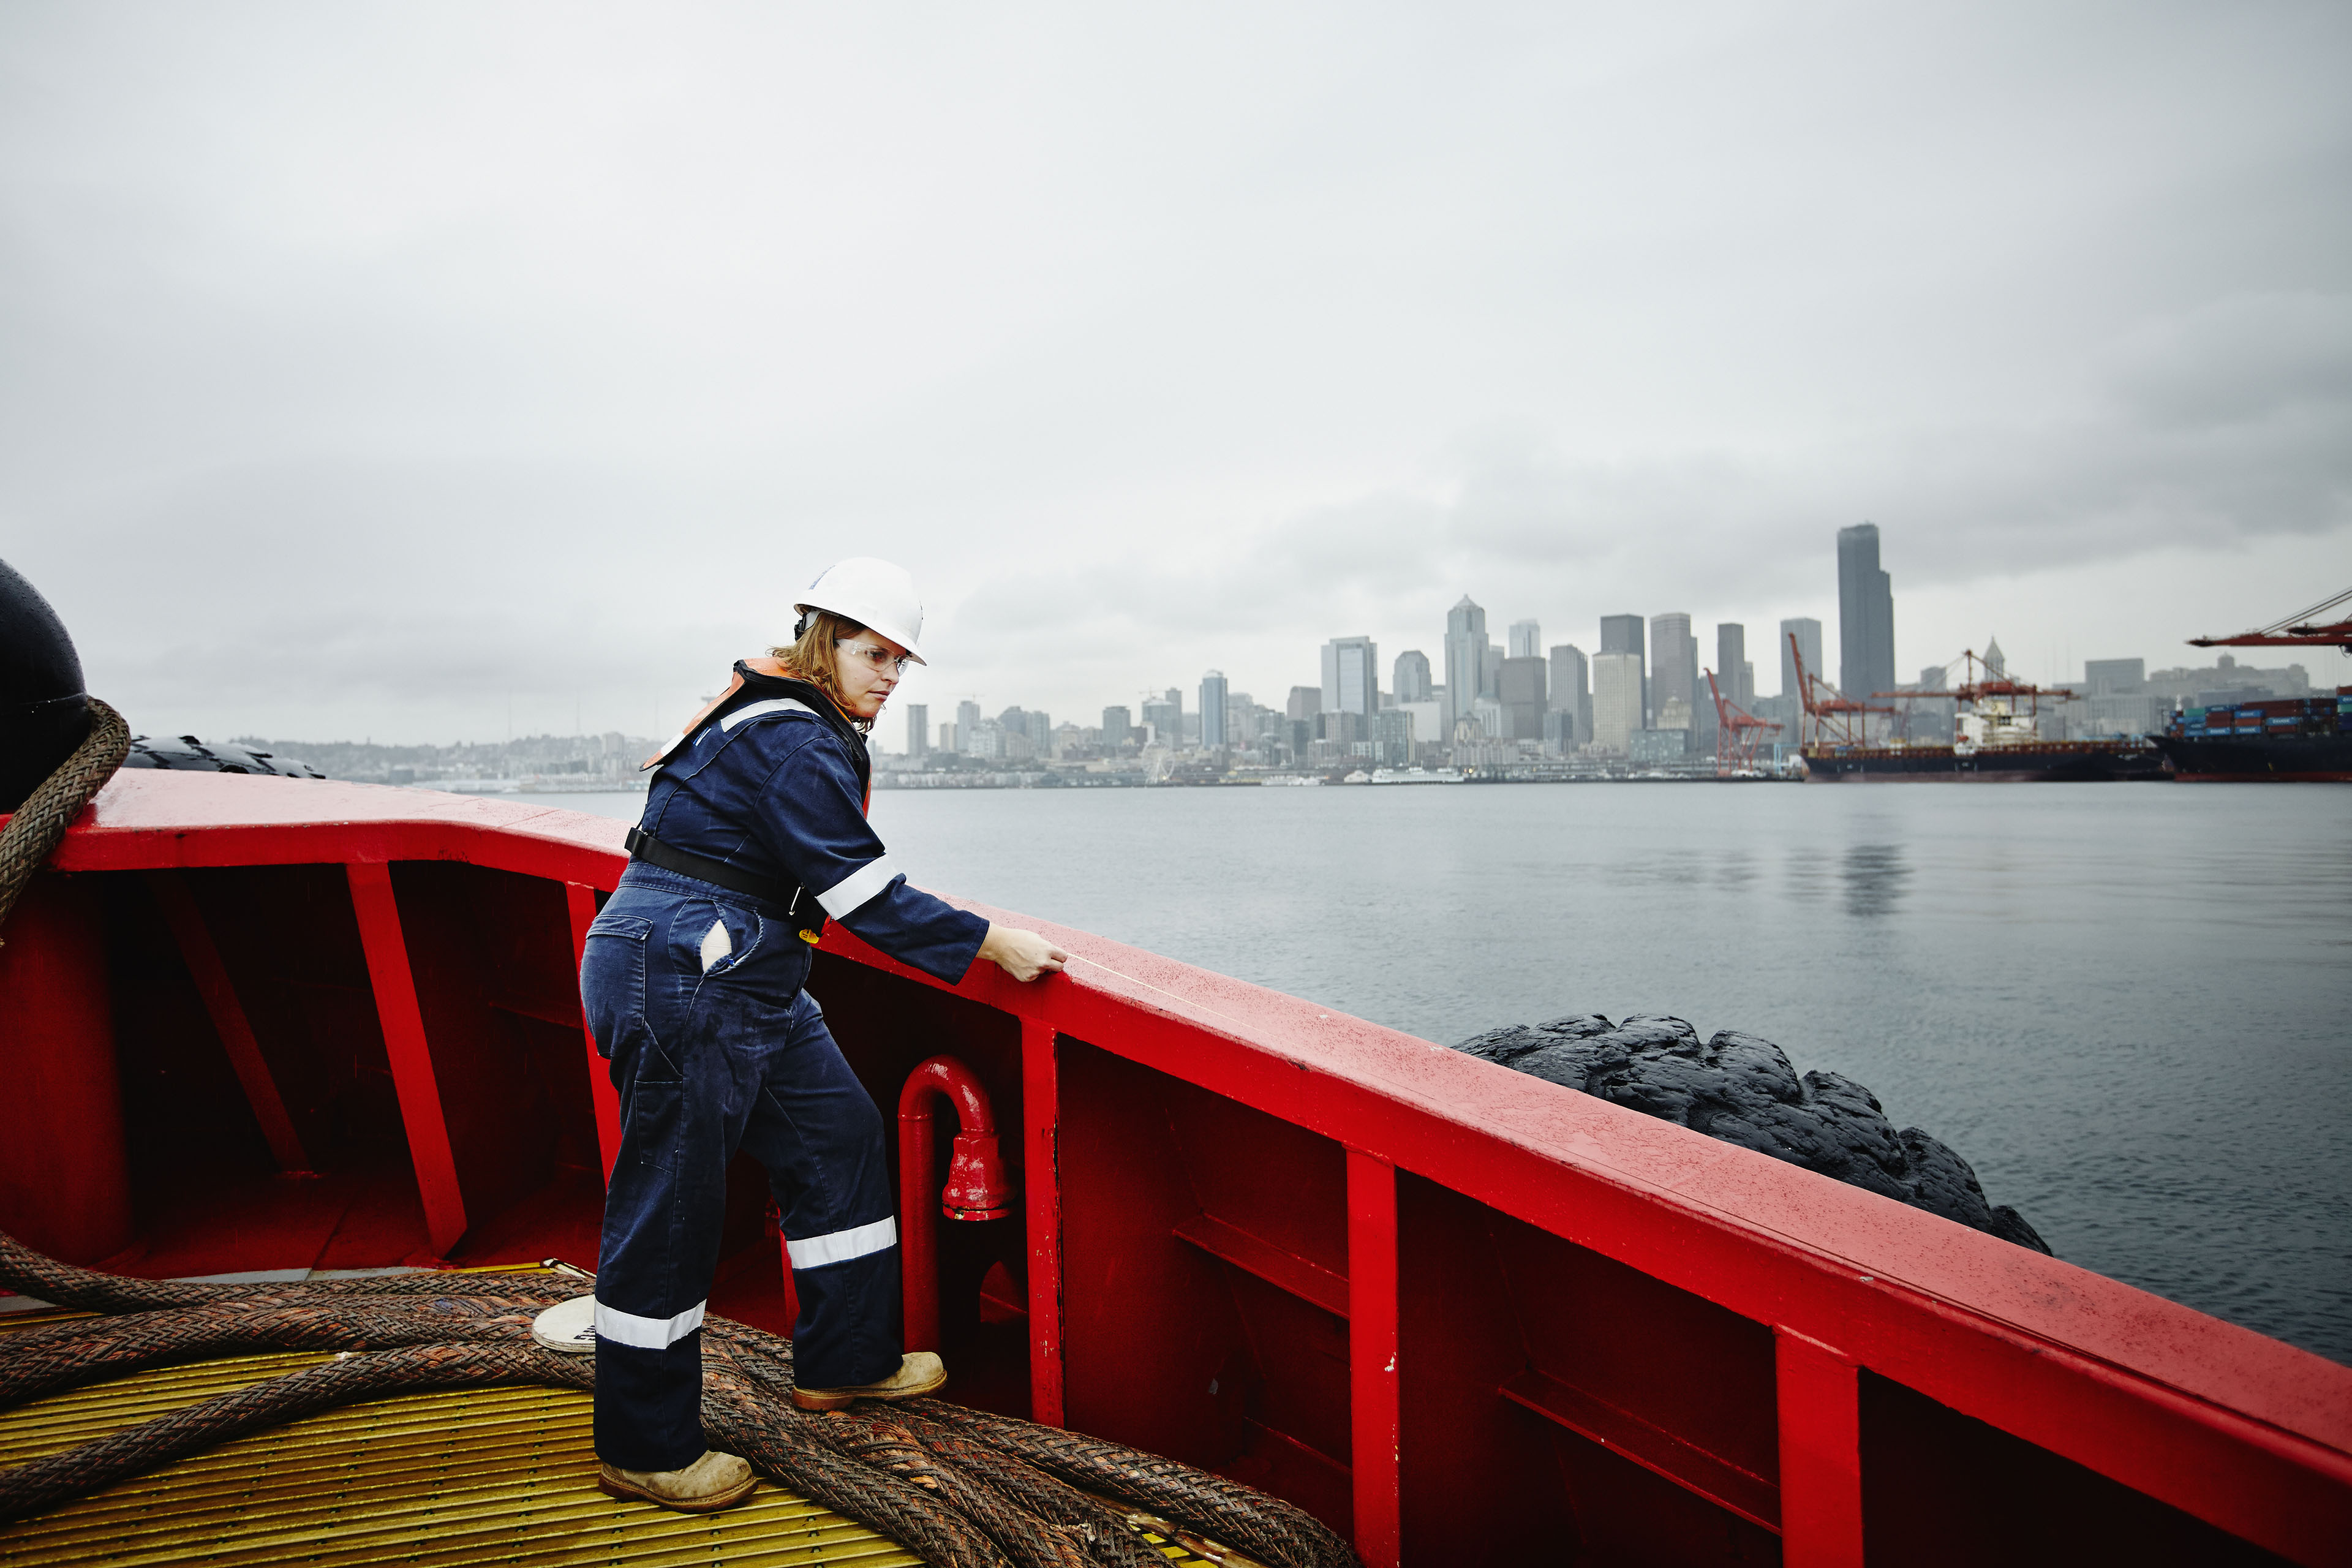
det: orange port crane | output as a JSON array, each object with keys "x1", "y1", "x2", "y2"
[
  {"x1": 1703, "y1": 668, "x2": 1781, "y2": 774},
  {"x1": 1787, "y1": 631, "x2": 1896, "y2": 747},
  {"x1": 1871, "y1": 649, "x2": 2076, "y2": 738},
  {"x1": 2187, "y1": 586, "x2": 2352, "y2": 653}
]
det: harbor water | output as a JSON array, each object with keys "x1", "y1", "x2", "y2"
[{"x1": 565, "y1": 782, "x2": 2352, "y2": 1365}]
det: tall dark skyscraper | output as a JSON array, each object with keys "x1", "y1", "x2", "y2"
[
  {"x1": 1599, "y1": 614, "x2": 1648, "y2": 725},
  {"x1": 1715, "y1": 624, "x2": 1749, "y2": 707},
  {"x1": 1837, "y1": 522, "x2": 1896, "y2": 700},
  {"x1": 1649, "y1": 612, "x2": 1697, "y2": 726}
]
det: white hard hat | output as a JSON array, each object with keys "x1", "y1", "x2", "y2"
[{"x1": 794, "y1": 557, "x2": 926, "y2": 665}]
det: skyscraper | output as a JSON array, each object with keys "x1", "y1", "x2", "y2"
[
  {"x1": 1392, "y1": 649, "x2": 1433, "y2": 704},
  {"x1": 1322, "y1": 636, "x2": 1379, "y2": 719},
  {"x1": 1779, "y1": 617, "x2": 1823, "y2": 699},
  {"x1": 1838, "y1": 522, "x2": 1896, "y2": 701},
  {"x1": 1507, "y1": 619, "x2": 1542, "y2": 660},
  {"x1": 905, "y1": 703, "x2": 929, "y2": 758},
  {"x1": 1140, "y1": 692, "x2": 1180, "y2": 747},
  {"x1": 1649, "y1": 613, "x2": 1697, "y2": 725},
  {"x1": 956, "y1": 699, "x2": 982, "y2": 754},
  {"x1": 1599, "y1": 614, "x2": 1647, "y2": 725},
  {"x1": 1287, "y1": 685, "x2": 1322, "y2": 720},
  {"x1": 1715, "y1": 624, "x2": 1749, "y2": 707},
  {"x1": 1591, "y1": 652, "x2": 1643, "y2": 753},
  {"x1": 1199, "y1": 670, "x2": 1229, "y2": 749},
  {"x1": 1498, "y1": 656, "x2": 1547, "y2": 742},
  {"x1": 1101, "y1": 706, "x2": 1132, "y2": 750},
  {"x1": 1444, "y1": 597, "x2": 1490, "y2": 736},
  {"x1": 1548, "y1": 644, "x2": 1590, "y2": 745}
]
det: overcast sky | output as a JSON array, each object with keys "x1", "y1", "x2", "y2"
[{"x1": 4, "y1": 1, "x2": 2346, "y2": 745}]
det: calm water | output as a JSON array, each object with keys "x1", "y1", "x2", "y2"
[{"x1": 565, "y1": 782, "x2": 2352, "y2": 1363}]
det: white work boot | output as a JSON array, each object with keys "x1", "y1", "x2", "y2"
[
  {"x1": 791, "y1": 1351, "x2": 947, "y2": 1411},
  {"x1": 597, "y1": 1449, "x2": 756, "y2": 1512}
]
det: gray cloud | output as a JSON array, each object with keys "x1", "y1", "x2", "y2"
[{"x1": 4, "y1": 2, "x2": 2346, "y2": 736}]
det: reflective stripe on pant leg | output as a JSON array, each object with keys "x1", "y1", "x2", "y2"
[{"x1": 739, "y1": 990, "x2": 905, "y2": 1390}]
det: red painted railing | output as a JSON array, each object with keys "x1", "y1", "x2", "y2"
[{"x1": 7, "y1": 771, "x2": 2350, "y2": 1567}]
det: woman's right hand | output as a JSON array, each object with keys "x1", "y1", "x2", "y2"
[{"x1": 979, "y1": 924, "x2": 1069, "y2": 982}]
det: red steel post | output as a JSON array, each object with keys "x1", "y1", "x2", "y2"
[
  {"x1": 1022, "y1": 1018, "x2": 1065, "y2": 1427},
  {"x1": 345, "y1": 861, "x2": 467, "y2": 1257},
  {"x1": 1348, "y1": 1148, "x2": 1402, "y2": 1568},
  {"x1": 148, "y1": 870, "x2": 311, "y2": 1175},
  {"x1": 563, "y1": 881, "x2": 623, "y2": 1180},
  {"x1": 1776, "y1": 1328, "x2": 1864, "y2": 1567}
]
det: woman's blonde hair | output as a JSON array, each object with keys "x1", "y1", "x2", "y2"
[{"x1": 771, "y1": 609, "x2": 875, "y2": 734}]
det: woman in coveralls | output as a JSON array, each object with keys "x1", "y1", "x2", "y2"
[{"x1": 581, "y1": 557, "x2": 1068, "y2": 1513}]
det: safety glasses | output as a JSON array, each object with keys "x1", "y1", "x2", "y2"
[{"x1": 837, "y1": 639, "x2": 916, "y2": 676}]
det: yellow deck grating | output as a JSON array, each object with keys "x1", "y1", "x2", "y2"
[{"x1": 0, "y1": 1311, "x2": 1212, "y2": 1566}]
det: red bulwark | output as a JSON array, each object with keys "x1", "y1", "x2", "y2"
[{"x1": 9, "y1": 770, "x2": 2352, "y2": 1568}]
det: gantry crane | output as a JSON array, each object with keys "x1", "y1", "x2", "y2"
[
  {"x1": 1787, "y1": 633, "x2": 1896, "y2": 747},
  {"x1": 2187, "y1": 587, "x2": 2352, "y2": 654},
  {"x1": 1703, "y1": 668, "x2": 1781, "y2": 774}
]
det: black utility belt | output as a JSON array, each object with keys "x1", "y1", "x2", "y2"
[{"x1": 624, "y1": 828, "x2": 826, "y2": 941}]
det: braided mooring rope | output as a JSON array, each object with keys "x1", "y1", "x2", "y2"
[
  {"x1": 0, "y1": 1234, "x2": 1358, "y2": 1568},
  {"x1": 0, "y1": 696, "x2": 128, "y2": 943}
]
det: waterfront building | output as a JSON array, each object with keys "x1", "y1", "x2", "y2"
[
  {"x1": 1630, "y1": 727, "x2": 1691, "y2": 764},
  {"x1": 905, "y1": 703, "x2": 929, "y2": 759},
  {"x1": 1838, "y1": 522, "x2": 1896, "y2": 702},
  {"x1": 1469, "y1": 696, "x2": 1505, "y2": 741},
  {"x1": 1101, "y1": 705, "x2": 1133, "y2": 750},
  {"x1": 1779, "y1": 617, "x2": 1823, "y2": 699},
  {"x1": 1371, "y1": 707, "x2": 1414, "y2": 766},
  {"x1": 1591, "y1": 651, "x2": 1643, "y2": 753},
  {"x1": 1599, "y1": 614, "x2": 1648, "y2": 726},
  {"x1": 1023, "y1": 709, "x2": 1052, "y2": 754},
  {"x1": 1393, "y1": 649, "x2": 1433, "y2": 704},
  {"x1": 1200, "y1": 670, "x2": 1229, "y2": 750},
  {"x1": 1397, "y1": 700, "x2": 1443, "y2": 761},
  {"x1": 1498, "y1": 655, "x2": 1547, "y2": 742},
  {"x1": 1444, "y1": 597, "x2": 1491, "y2": 737},
  {"x1": 956, "y1": 699, "x2": 982, "y2": 755},
  {"x1": 1548, "y1": 644, "x2": 1591, "y2": 745},
  {"x1": 1507, "y1": 619, "x2": 1542, "y2": 660},
  {"x1": 1287, "y1": 685, "x2": 1322, "y2": 721},
  {"x1": 1322, "y1": 636, "x2": 1379, "y2": 720},
  {"x1": 1650, "y1": 613, "x2": 1697, "y2": 728},
  {"x1": 937, "y1": 721, "x2": 957, "y2": 753}
]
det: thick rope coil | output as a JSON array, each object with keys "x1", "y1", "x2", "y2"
[
  {"x1": 0, "y1": 696, "x2": 128, "y2": 943},
  {"x1": 0, "y1": 1232, "x2": 1358, "y2": 1568}
]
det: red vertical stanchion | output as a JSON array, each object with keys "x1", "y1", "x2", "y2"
[
  {"x1": 564, "y1": 881, "x2": 623, "y2": 1180},
  {"x1": 345, "y1": 860, "x2": 466, "y2": 1257},
  {"x1": 1022, "y1": 1017, "x2": 1065, "y2": 1427},
  {"x1": 148, "y1": 870, "x2": 311, "y2": 1174},
  {"x1": 1348, "y1": 1147, "x2": 1401, "y2": 1568},
  {"x1": 1776, "y1": 1327, "x2": 1865, "y2": 1567}
]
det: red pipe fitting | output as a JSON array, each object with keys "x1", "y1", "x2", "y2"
[{"x1": 898, "y1": 1055, "x2": 1016, "y2": 1353}]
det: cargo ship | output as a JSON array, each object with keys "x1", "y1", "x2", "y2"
[
  {"x1": 2149, "y1": 592, "x2": 2352, "y2": 782},
  {"x1": 2153, "y1": 691, "x2": 2352, "y2": 781},
  {"x1": 2, "y1": 566, "x2": 2349, "y2": 1567},
  {"x1": 1788, "y1": 640, "x2": 2163, "y2": 783}
]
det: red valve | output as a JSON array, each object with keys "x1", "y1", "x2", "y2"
[{"x1": 898, "y1": 1055, "x2": 1016, "y2": 1353}]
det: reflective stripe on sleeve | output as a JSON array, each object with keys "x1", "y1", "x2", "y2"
[
  {"x1": 594, "y1": 1298, "x2": 706, "y2": 1349},
  {"x1": 815, "y1": 854, "x2": 900, "y2": 918},
  {"x1": 720, "y1": 697, "x2": 817, "y2": 731},
  {"x1": 786, "y1": 1216, "x2": 899, "y2": 1271}
]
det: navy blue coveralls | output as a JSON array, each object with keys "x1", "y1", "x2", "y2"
[{"x1": 579, "y1": 662, "x2": 989, "y2": 1472}]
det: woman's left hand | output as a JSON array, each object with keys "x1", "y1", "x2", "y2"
[{"x1": 979, "y1": 924, "x2": 1069, "y2": 982}]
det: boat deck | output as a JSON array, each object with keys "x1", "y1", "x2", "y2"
[{"x1": 0, "y1": 1300, "x2": 1210, "y2": 1568}]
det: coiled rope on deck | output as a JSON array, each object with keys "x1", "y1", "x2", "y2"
[
  {"x1": 0, "y1": 1233, "x2": 1358, "y2": 1568},
  {"x1": 0, "y1": 696, "x2": 129, "y2": 943}
]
